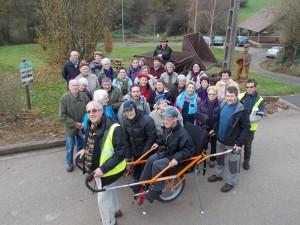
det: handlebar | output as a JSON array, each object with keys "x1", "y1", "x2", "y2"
[{"x1": 74, "y1": 154, "x2": 84, "y2": 171}]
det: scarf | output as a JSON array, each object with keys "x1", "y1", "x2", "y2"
[
  {"x1": 200, "y1": 88, "x2": 208, "y2": 101},
  {"x1": 192, "y1": 71, "x2": 199, "y2": 82},
  {"x1": 140, "y1": 85, "x2": 147, "y2": 97},
  {"x1": 206, "y1": 98, "x2": 218, "y2": 127},
  {"x1": 176, "y1": 91, "x2": 197, "y2": 115},
  {"x1": 84, "y1": 124, "x2": 96, "y2": 172},
  {"x1": 116, "y1": 77, "x2": 129, "y2": 96},
  {"x1": 104, "y1": 67, "x2": 114, "y2": 81},
  {"x1": 219, "y1": 78, "x2": 233, "y2": 100}
]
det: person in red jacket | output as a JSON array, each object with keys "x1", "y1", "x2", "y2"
[
  {"x1": 137, "y1": 73, "x2": 152, "y2": 102},
  {"x1": 150, "y1": 56, "x2": 166, "y2": 79}
]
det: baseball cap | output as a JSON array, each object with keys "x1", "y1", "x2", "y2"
[
  {"x1": 162, "y1": 106, "x2": 179, "y2": 118},
  {"x1": 123, "y1": 100, "x2": 136, "y2": 112}
]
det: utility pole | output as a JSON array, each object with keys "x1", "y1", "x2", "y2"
[
  {"x1": 222, "y1": 0, "x2": 240, "y2": 70},
  {"x1": 122, "y1": 0, "x2": 125, "y2": 45},
  {"x1": 193, "y1": 0, "x2": 198, "y2": 32}
]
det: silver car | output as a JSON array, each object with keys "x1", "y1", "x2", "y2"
[{"x1": 266, "y1": 46, "x2": 282, "y2": 58}]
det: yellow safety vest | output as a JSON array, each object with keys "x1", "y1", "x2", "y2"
[
  {"x1": 100, "y1": 123, "x2": 126, "y2": 177},
  {"x1": 238, "y1": 92, "x2": 263, "y2": 131}
]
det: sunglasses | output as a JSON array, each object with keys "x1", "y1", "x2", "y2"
[
  {"x1": 87, "y1": 109, "x2": 101, "y2": 114},
  {"x1": 246, "y1": 86, "x2": 254, "y2": 89}
]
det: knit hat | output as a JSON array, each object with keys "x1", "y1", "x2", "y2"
[
  {"x1": 155, "y1": 94, "x2": 169, "y2": 104},
  {"x1": 123, "y1": 100, "x2": 137, "y2": 112},
  {"x1": 162, "y1": 106, "x2": 179, "y2": 118},
  {"x1": 137, "y1": 73, "x2": 150, "y2": 80}
]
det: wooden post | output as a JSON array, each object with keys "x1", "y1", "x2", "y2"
[{"x1": 22, "y1": 59, "x2": 32, "y2": 110}]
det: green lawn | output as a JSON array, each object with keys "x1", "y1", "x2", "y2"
[{"x1": 239, "y1": 0, "x2": 273, "y2": 22}]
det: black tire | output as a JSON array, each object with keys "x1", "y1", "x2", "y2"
[{"x1": 157, "y1": 176, "x2": 185, "y2": 203}]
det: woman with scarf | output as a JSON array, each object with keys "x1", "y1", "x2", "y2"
[
  {"x1": 127, "y1": 58, "x2": 140, "y2": 82},
  {"x1": 97, "y1": 58, "x2": 118, "y2": 88},
  {"x1": 175, "y1": 80, "x2": 198, "y2": 124},
  {"x1": 186, "y1": 62, "x2": 205, "y2": 88},
  {"x1": 166, "y1": 74, "x2": 186, "y2": 105},
  {"x1": 195, "y1": 75, "x2": 210, "y2": 104},
  {"x1": 215, "y1": 69, "x2": 240, "y2": 102},
  {"x1": 148, "y1": 79, "x2": 167, "y2": 110},
  {"x1": 160, "y1": 62, "x2": 178, "y2": 91},
  {"x1": 134, "y1": 65, "x2": 155, "y2": 90},
  {"x1": 137, "y1": 73, "x2": 152, "y2": 102},
  {"x1": 197, "y1": 86, "x2": 220, "y2": 168},
  {"x1": 112, "y1": 67, "x2": 133, "y2": 100}
]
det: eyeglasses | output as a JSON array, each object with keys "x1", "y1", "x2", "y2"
[
  {"x1": 87, "y1": 109, "x2": 101, "y2": 114},
  {"x1": 163, "y1": 117, "x2": 175, "y2": 122},
  {"x1": 246, "y1": 86, "x2": 254, "y2": 89}
]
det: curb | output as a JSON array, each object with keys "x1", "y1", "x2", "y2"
[{"x1": 0, "y1": 139, "x2": 65, "y2": 156}]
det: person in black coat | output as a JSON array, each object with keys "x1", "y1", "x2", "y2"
[
  {"x1": 153, "y1": 37, "x2": 172, "y2": 64},
  {"x1": 139, "y1": 106, "x2": 195, "y2": 201},
  {"x1": 62, "y1": 51, "x2": 81, "y2": 84},
  {"x1": 122, "y1": 101, "x2": 157, "y2": 181},
  {"x1": 197, "y1": 86, "x2": 220, "y2": 167},
  {"x1": 165, "y1": 74, "x2": 186, "y2": 105}
]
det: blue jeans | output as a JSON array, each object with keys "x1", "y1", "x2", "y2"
[{"x1": 65, "y1": 132, "x2": 85, "y2": 166}]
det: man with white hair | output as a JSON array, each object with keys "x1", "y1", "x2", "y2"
[
  {"x1": 75, "y1": 101, "x2": 126, "y2": 225},
  {"x1": 62, "y1": 51, "x2": 81, "y2": 84},
  {"x1": 59, "y1": 79, "x2": 90, "y2": 172}
]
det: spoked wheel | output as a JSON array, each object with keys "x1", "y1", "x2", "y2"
[{"x1": 157, "y1": 176, "x2": 185, "y2": 203}]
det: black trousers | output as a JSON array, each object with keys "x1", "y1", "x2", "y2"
[{"x1": 244, "y1": 130, "x2": 255, "y2": 162}]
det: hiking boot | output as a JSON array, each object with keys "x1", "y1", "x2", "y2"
[
  {"x1": 209, "y1": 161, "x2": 215, "y2": 168},
  {"x1": 208, "y1": 174, "x2": 223, "y2": 182},
  {"x1": 114, "y1": 210, "x2": 123, "y2": 218},
  {"x1": 66, "y1": 164, "x2": 74, "y2": 172},
  {"x1": 243, "y1": 161, "x2": 250, "y2": 170},
  {"x1": 221, "y1": 183, "x2": 234, "y2": 192}
]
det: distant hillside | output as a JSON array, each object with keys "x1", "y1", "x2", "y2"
[{"x1": 239, "y1": 0, "x2": 272, "y2": 22}]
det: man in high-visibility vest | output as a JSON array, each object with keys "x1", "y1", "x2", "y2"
[
  {"x1": 75, "y1": 101, "x2": 126, "y2": 225},
  {"x1": 238, "y1": 79, "x2": 264, "y2": 170}
]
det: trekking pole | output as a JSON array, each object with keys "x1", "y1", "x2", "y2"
[{"x1": 194, "y1": 166, "x2": 204, "y2": 214}]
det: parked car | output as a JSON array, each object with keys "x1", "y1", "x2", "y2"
[
  {"x1": 266, "y1": 46, "x2": 283, "y2": 58},
  {"x1": 203, "y1": 36, "x2": 211, "y2": 46},
  {"x1": 211, "y1": 36, "x2": 224, "y2": 46},
  {"x1": 236, "y1": 36, "x2": 249, "y2": 47}
]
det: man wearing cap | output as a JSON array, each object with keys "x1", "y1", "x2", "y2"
[
  {"x1": 122, "y1": 101, "x2": 157, "y2": 182},
  {"x1": 117, "y1": 84, "x2": 151, "y2": 125},
  {"x1": 138, "y1": 106, "x2": 194, "y2": 201},
  {"x1": 89, "y1": 51, "x2": 103, "y2": 76},
  {"x1": 236, "y1": 44, "x2": 252, "y2": 82},
  {"x1": 153, "y1": 37, "x2": 172, "y2": 64},
  {"x1": 149, "y1": 95, "x2": 183, "y2": 135}
]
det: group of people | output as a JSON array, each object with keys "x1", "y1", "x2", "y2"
[{"x1": 59, "y1": 39, "x2": 264, "y2": 225}]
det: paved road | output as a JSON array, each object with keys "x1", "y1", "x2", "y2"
[{"x1": 1, "y1": 111, "x2": 300, "y2": 225}]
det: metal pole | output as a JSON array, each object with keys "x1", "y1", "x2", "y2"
[
  {"x1": 22, "y1": 59, "x2": 31, "y2": 110},
  {"x1": 122, "y1": 0, "x2": 125, "y2": 45}
]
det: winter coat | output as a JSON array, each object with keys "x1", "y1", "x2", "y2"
[
  {"x1": 150, "y1": 63, "x2": 166, "y2": 79},
  {"x1": 61, "y1": 59, "x2": 81, "y2": 83},
  {"x1": 127, "y1": 65, "x2": 140, "y2": 82},
  {"x1": 59, "y1": 91, "x2": 90, "y2": 136},
  {"x1": 165, "y1": 83, "x2": 185, "y2": 106},
  {"x1": 156, "y1": 122, "x2": 195, "y2": 162},
  {"x1": 160, "y1": 71, "x2": 178, "y2": 91},
  {"x1": 123, "y1": 110, "x2": 157, "y2": 158},
  {"x1": 214, "y1": 101, "x2": 250, "y2": 147},
  {"x1": 107, "y1": 87, "x2": 125, "y2": 113},
  {"x1": 75, "y1": 73, "x2": 100, "y2": 94},
  {"x1": 84, "y1": 115, "x2": 126, "y2": 186},
  {"x1": 197, "y1": 98, "x2": 220, "y2": 130},
  {"x1": 153, "y1": 45, "x2": 173, "y2": 62},
  {"x1": 89, "y1": 60, "x2": 102, "y2": 76},
  {"x1": 97, "y1": 67, "x2": 118, "y2": 87}
]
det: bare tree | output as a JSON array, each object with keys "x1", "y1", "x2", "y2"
[{"x1": 35, "y1": 0, "x2": 117, "y2": 64}]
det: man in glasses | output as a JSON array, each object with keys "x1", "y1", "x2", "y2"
[
  {"x1": 208, "y1": 86, "x2": 250, "y2": 192},
  {"x1": 122, "y1": 101, "x2": 157, "y2": 183},
  {"x1": 59, "y1": 79, "x2": 90, "y2": 172},
  {"x1": 75, "y1": 101, "x2": 126, "y2": 225},
  {"x1": 238, "y1": 79, "x2": 264, "y2": 170},
  {"x1": 138, "y1": 106, "x2": 194, "y2": 201}
]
